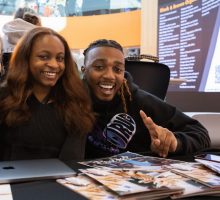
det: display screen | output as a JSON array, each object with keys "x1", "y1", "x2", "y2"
[{"x1": 158, "y1": 0, "x2": 220, "y2": 92}]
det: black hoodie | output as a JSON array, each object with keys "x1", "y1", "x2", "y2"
[{"x1": 85, "y1": 72, "x2": 210, "y2": 159}]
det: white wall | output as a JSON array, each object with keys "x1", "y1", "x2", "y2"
[{"x1": 141, "y1": 0, "x2": 158, "y2": 56}]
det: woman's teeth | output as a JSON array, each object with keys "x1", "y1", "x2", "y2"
[{"x1": 42, "y1": 71, "x2": 57, "y2": 77}]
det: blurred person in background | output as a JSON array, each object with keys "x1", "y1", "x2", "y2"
[
  {"x1": 2, "y1": 7, "x2": 41, "y2": 53},
  {"x1": 1, "y1": 7, "x2": 41, "y2": 80}
]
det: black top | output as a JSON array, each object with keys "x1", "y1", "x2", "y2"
[
  {"x1": 0, "y1": 93, "x2": 87, "y2": 161},
  {"x1": 0, "y1": 95, "x2": 67, "y2": 160},
  {"x1": 85, "y1": 72, "x2": 211, "y2": 159}
]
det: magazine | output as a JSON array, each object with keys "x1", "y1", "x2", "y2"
[
  {"x1": 195, "y1": 158, "x2": 220, "y2": 175},
  {"x1": 58, "y1": 152, "x2": 220, "y2": 199},
  {"x1": 57, "y1": 173, "x2": 181, "y2": 200},
  {"x1": 79, "y1": 151, "x2": 185, "y2": 170},
  {"x1": 80, "y1": 167, "x2": 162, "y2": 196},
  {"x1": 79, "y1": 166, "x2": 220, "y2": 199},
  {"x1": 79, "y1": 151, "x2": 144, "y2": 168},
  {"x1": 170, "y1": 162, "x2": 220, "y2": 188},
  {"x1": 57, "y1": 174, "x2": 118, "y2": 200},
  {"x1": 154, "y1": 171, "x2": 220, "y2": 199},
  {"x1": 80, "y1": 167, "x2": 183, "y2": 196}
]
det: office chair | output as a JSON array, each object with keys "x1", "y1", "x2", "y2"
[{"x1": 125, "y1": 55, "x2": 170, "y2": 100}]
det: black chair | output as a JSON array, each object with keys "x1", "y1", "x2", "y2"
[{"x1": 125, "y1": 59, "x2": 170, "y2": 100}]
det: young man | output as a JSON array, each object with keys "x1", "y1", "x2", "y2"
[{"x1": 82, "y1": 39, "x2": 210, "y2": 159}]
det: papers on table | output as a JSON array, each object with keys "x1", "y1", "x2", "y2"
[{"x1": 57, "y1": 152, "x2": 220, "y2": 199}]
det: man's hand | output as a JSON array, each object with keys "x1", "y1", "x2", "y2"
[{"x1": 139, "y1": 110, "x2": 177, "y2": 157}]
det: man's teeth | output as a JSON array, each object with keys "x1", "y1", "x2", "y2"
[{"x1": 100, "y1": 84, "x2": 113, "y2": 89}]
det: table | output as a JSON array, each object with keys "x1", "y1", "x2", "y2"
[{"x1": 9, "y1": 152, "x2": 220, "y2": 200}]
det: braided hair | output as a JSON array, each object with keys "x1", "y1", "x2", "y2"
[{"x1": 83, "y1": 39, "x2": 132, "y2": 113}]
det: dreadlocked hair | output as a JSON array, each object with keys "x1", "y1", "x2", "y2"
[
  {"x1": 83, "y1": 39, "x2": 123, "y2": 64},
  {"x1": 119, "y1": 79, "x2": 132, "y2": 113}
]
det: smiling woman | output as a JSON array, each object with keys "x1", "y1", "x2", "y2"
[
  {"x1": 29, "y1": 34, "x2": 65, "y2": 101},
  {"x1": 0, "y1": 26, "x2": 95, "y2": 161}
]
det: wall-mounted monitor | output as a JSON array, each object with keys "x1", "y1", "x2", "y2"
[{"x1": 158, "y1": 0, "x2": 220, "y2": 92}]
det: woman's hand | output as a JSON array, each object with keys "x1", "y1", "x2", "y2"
[{"x1": 140, "y1": 110, "x2": 177, "y2": 157}]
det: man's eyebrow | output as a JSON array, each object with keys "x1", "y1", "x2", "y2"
[
  {"x1": 90, "y1": 58, "x2": 124, "y2": 66},
  {"x1": 114, "y1": 61, "x2": 125, "y2": 65}
]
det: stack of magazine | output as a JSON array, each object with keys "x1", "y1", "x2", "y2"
[{"x1": 57, "y1": 152, "x2": 220, "y2": 199}]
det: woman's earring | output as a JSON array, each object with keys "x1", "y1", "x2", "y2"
[{"x1": 81, "y1": 66, "x2": 86, "y2": 80}]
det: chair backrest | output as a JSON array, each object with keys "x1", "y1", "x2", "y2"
[
  {"x1": 125, "y1": 60, "x2": 170, "y2": 100},
  {"x1": 190, "y1": 113, "x2": 220, "y2": 148}
]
